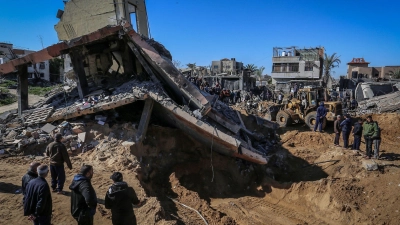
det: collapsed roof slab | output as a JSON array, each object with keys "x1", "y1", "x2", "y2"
[
  {"x1": 125, "y1": 26, "x2": 211, "y2": 114},
  {"x1": 0, "y1": 25, "x2": 124, "y2": 75},
  {"x1": 44, "y1": 81, "x2": 268, "y2": 164},
  {"x1": 0, "y1": 23, "x2": 275, "y2": 165}
]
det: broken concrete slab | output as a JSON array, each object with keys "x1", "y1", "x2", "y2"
[
  {"x1": 78, "y1": 132, "x2": 87, "y2": 143},
  {"x1": 362, "y1": 159, "x2": 379, "y2": 171},
  {"x1": 25, "y1": 108, "x2": 54, "y2": 125},
  {"x1": 41, "y1": 123, "x2": 57, "y2": 134},
  {"x1": 5, "y1": 130, "x2": 18, "y2": 140}
]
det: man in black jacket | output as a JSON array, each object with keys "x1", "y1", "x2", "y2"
[
  {"x1": 105, "y1": 172, "x2": 142, "y2": 225},
  {"x1": 352, "y1": 119, "x2": 363, "y2": 150},
  {"x1": 46, "y1": 133, "x2": 72, "y2": 194},
  {"x1": 69, "y1": 165, "x2": 97, "y2": 225},
  {"x1": 22, "y1": 162, "x2": 41, "y2": 195},
  {"x1": 340, "y1": 114, "x2": 353, "y2": 149},
  {"x1": 23, "y1": 165, "x2": 52, "y2": 225},
  {"x1": 333, "y1": 115, "x2": 342, "y2": 146}
]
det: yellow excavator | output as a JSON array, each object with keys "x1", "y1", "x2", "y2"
[{"x1": 274, "y1": 87, "x2": 342, "y2": 129}]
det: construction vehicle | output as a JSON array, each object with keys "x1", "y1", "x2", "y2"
[{"x1": 274, "y1": 87, "x2": 342, "y2": 129}]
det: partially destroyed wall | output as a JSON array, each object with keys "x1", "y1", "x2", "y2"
[{"x1": 55, "y1": 0, "x2": 117, "y2": 41}]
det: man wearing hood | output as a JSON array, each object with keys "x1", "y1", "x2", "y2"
[
  {"x1": 105, "y1": 172, "x2": 142, "y2": 225},
  {"x1": 22, "y1": 162, "x2": 41, "y2": 195},
  {"x1": 314, "y1": 102, "x2": 327, "y2": 132},
  {"x1": 69, "y1": 165, "x2": 97, "y2": 225},
  {"x1": 340, "y1": 114, "x2": 353, "y2": 149}
]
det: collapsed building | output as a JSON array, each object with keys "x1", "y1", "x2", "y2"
[{"x1": 0, "y1": 0, "x2": 279, "y2": 165}]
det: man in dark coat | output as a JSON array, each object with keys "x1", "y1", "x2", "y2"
[
  {"x1": 22, "y1": 162, "x2": 41, "y2": 195},
  {"x1": 333, "y1": 115, "x2": 342, "y2": 146},
  {"x1": 69, "y1": 165, "x2": 97, "y2": 225},
  {"x1": 23, "y1": 165, "x2": 52, "y2": 225},
  {"x1": 105, "y1": 172, "x2": 142, "y2": 225},
  {"x1": 45, "y1": 133, "x2": 72, "y2": 194},
  {"x1": 340, "y1": 114, "x2": 353, "y2": 149},
  {"x1": 314, "y1": 102, "x2": 327, "y2": 132},
  {"x1": 352, "y1": 118, "x2": 363, "y2": 150}
]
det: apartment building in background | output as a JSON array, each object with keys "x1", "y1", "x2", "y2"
[
  {"x1": 211, "y1": 58, "x2": 244, "y2": 75},
  {"x1": 0, "y1": 42, "x2": 51, "y2": 81},
  {"x1": 347, "y1": 57, "x2": 400, "y2": 79},
  {"x1": 271, "y1": 46, "x2": 324, "y2": 84}
]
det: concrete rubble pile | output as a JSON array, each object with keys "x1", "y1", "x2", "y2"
[
  {"x1": 357, "y1": 91, "x2": 400, "y2": 115},
  {"x1": 0, "y1": 109, "x2": 97, "y2": 156},
  {"x1": 0, "y1": 23, "x2": 280, "y2": 164}
]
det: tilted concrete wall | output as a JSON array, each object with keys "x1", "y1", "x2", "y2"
[{"x1": 55, "y1": 0, "x2": 117, "y2": 41}]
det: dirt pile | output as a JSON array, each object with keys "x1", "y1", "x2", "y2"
[{"x1": 1, "y1": 113, "x2": 400, "y2": 225}]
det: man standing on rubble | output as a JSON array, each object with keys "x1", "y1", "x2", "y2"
[
  {"x1": 352, "y1": 118, "x2": 363, "y2": 150},
  {"x1": 362, "y1": 116, "x2": 378, "y2": 159},
  {"x1": 373, "y1": 121, "x2": 381, "y2": 159},
  {"x1": 70, "y1": 165, "x2": 97, "y2": 225},
  {"x1": 22, "y1": 162, "x2": 41, "y2": 195},
  {"x1": 340, "y1": 114, "x2": 352, "y2": 149},
  {"x1": 23, "y1": 165, "x2": 52, "y2": 225},
  {"x1": 105, "y1": 172, "x2": 143, "y2": 225},
  {"x1": 333, "y1": 115, "x2": 342, "y2": 146},
  {"x1": 45, "y1": 133, "x2": 72, "y2": 194},
  {"x1": 314, "y1": 102, "x2": 327, "y2": 132}
]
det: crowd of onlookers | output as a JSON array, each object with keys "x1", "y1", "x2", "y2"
[
  {"x1": 314, "y1": 102, "x2": 381, "y2": 160},
  {"x1": 22, "y1": 133, "x2": 143, "y2": 225},
  {"x1": 186, "y1": 75, "x2": 359, "y2": 115}
]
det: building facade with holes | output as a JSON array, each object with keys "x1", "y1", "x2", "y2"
[
  {"x1": 270, "y1": 46, "x2": 324, "y2": 84},
  {"x1": 211, "y1": 58, "x2": 244, "y2": 76}
]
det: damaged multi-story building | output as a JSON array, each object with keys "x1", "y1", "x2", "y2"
[
  {"x1": 0, "y1": 0, "x2": 279, "y2": 165},
  {"x1": 0, "y1": 43, "x2": 52, "y2": 81},
  {"x1": 271, "y1": 47, "x2": 325, "y2": 91}
]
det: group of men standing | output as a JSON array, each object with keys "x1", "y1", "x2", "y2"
[
  {"x1": 22, "y1": 133, "x2": 143, "y2": 225},
  {"x1": 334, "y1": 115, "x2": 381, "y2": 159}
]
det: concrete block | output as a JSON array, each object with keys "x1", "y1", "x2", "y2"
[
  {"x1": 5, "y1": 130, "x2": 18, "y2": 140},
  {"x1": 78, "y1": 132, "x2": 86, "y2": 143},
  {"x1": 362, "y1": 160, "x2": 378, "y2": 171},
  {"x1": 41, "y1": 123, "x2": 57, "y2": 134}
]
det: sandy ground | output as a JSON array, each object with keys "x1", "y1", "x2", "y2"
[
  {"x1": 0, "y1": 89, "x2": 44, "y2": 113},
  {"x1": 1, "y1": 113, "x2": 400, "y2": 225}
]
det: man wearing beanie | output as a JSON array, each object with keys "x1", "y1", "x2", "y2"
[
  {"x1": 21, "y1": 162, "x2": 41, "y2": 195},
  {"x1": 69, "y1": 165, "x2": 97, "y2": 225},
  {"x1": 45, "y1": 133, "x2": 72, "y2": 194},
  {"x1": 23, "y1": 165, "x2": 52, "y2": 225},
  {"x1": 105, "y1": 172, "x2": 142, "y2": 225}
]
